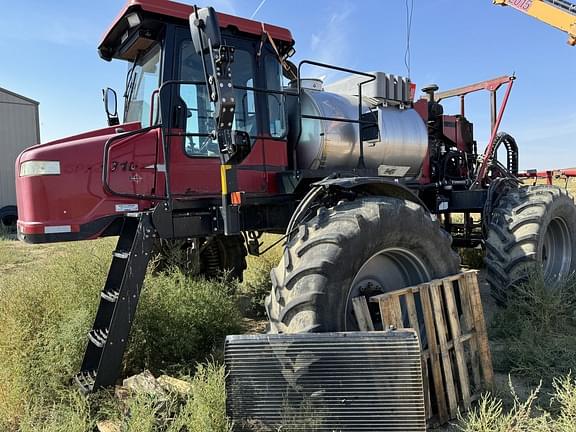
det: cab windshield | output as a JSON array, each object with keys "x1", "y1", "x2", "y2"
[{"x1": 124, "y1": 44, "x2": 161, "y2": 126}]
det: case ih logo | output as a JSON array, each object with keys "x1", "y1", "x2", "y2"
[
  {"x1": 129, "y1": 174, "x2": 143, "y2": 184},
  {"x1": 505, "y1": 0, "x2": 533, "y2": 10}
]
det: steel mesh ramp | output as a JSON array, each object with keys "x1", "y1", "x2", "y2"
[{"x1": 225, "y1": 330, "x2": 425, "y2": 431}]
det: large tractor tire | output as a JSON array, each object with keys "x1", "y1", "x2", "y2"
[
  {"x1": 153, "y1": 235, "x2": 247, "y2": 281},
  {"x1": 485, "y1": 185, "x2": 576, "y2": 303},
  {"x1": 266, "y1": 197, "x2": 460, "y2": 333}
]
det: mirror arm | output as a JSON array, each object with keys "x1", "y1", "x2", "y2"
[
  {"x1": 190, "y1": 6, "x2": 244, "y2": 165},
  {"x1": 188, "y1": 7, "x2": 252, "y2": 236}
]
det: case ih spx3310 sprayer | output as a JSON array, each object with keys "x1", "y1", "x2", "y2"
[{"x1": 15, "y1": 0, "x2": 576, "y2": 391}]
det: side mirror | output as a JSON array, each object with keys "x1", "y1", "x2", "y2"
[
  {"x1": 189, "y1": 7, "x2": 222, "y2": 55},
  {"x1": 103, "y1": 88, "x2": 120, "y2": 126}
]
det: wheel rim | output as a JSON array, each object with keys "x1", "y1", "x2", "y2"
[
  {"x1": 542, "y1": 216, "x2": 572, "y2": 282},
  {"x1": 345, "y1": 248, "x2": 432, "y2": 331}
]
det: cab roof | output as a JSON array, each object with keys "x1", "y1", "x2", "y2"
[{"x1": 99, "y1": 0, "x2": 294, "y2": 61}]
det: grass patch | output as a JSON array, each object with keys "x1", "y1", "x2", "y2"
[
  {"x1": 457, "y1": 374, "x2": 576, "y2": 431},
  {"x1": 169, "y1": 362, "x2": 232, "y2": 432},
  {"x1": 238, "y1": 235, "x2": 282, "y2": 318},
  {"x1": 0, "y1": 237, "x2": 244, "y2": 430},
  {"x1": 0, "y1": 239, "x2": 110, "y2": 429},
  {"x1": 489, "y1": 271, "x2": 576, "y2": 385},
  {"x1": 95, "y1": 362, "x2": 231, "y2": 432},
  {"x1": 459, "y1": 247, "x2": 485, "y2": 269},
  {"x1": 127, "y1": 270, "x2": 244, "y2": 374},
  {"x1": 0, "y1": 238, "x2": 29, "y2": 273},
  {"x1": 151, "y1": 239, "x2": 200, "y2": 275}
]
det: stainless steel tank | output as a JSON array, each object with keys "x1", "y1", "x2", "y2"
[{"x1": 291, "y1": 87, "x2": 428, "y2": 178}]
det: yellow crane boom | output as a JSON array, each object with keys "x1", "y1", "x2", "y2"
[{"x1": 493, "y1": 0, "x2": 576, "y2": 45}]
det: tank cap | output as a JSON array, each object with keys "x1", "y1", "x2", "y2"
[
  {"x1": 421, "y1": 84, "x2": 439, "y2": 100},
  {"x1": 421, "y1": 84, "x2": 439, "y2": 93}
]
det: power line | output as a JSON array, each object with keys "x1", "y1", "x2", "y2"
[
  {"x1": 404, "y1": 0, "x2": 414, "y2": 79},
  {"x1": 250, "y1": 0, "x2": 268, "y2": 19}
]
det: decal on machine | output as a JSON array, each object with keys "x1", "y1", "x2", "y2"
[
  {"x1": 505, "y1": 0, "x2": 532, "y2": 11},
  {"x1": 129, "y1": 173, "x2": 143, "y2": 183},
  {"x1": 110, "y1": 161, "x2": 137, "y2": 172},
  {"x1": 115, "y1": 204, "x2": 139, "y2": 212},
  {"x1": 377, "y1": 165, "x2": 411, "y2": 177}
]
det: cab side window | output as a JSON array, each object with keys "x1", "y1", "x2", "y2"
[
  {"x1": 264, "y1": 55, "x2": 286, "y2": 138},
  {"x1": 178, "y1": 40, "x2": 258, "y2": 157}
]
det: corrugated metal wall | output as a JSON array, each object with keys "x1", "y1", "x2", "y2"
[{"x1": 0, "y1": 88, "x2": 40, "y2": 208}]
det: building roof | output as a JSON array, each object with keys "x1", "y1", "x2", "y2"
[{"x1": 0, "y1": 86, "x2": 39, "y2": 106}]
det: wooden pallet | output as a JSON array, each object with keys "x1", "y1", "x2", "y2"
[{"x1": 352, "y1": 270, "x2": 494, "y2": 426}]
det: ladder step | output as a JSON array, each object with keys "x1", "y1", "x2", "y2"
[
  {"x1": 101, "y1": 289, "x2": 120, "y2": 303},
  {"x1": 73, "y1": 370, "x2": 96, "y2": 393},
  {"x1": 88, "y1": 328, "x2": 109, "y2": 348},
  {"x1": 113, "y1": 250, "x2": 131, "y2": 259},
  {"x1": 76, "y1": 213, "x2": 155, "y2": 392}
]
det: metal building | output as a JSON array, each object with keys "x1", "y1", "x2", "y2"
[{"x1": 0, "y1": 87, "x2": 40, "y2": 226}]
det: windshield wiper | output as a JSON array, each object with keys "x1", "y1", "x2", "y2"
[{"x1": 123, "y1": 51, "x2": 143, "y2": 119}]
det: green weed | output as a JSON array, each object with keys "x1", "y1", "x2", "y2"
[
  {"x1": 489, "y1": 271, "x2": 576, "y2": 384},
  {"x1": 0, "y1": 237, "x2": 243, "y2": 430},
  {"x1": 457, "y1": 374, "x2": 576, "y2": 432},
  {"x1": 238, "y1": 235, "x2": 282, "y2": 318},
  {"x1": 169, "y1": 362, "x2": 232, "y2": 432},
  {"x1": 127, "y1": 270, "x2": 244, "y2": 374}
]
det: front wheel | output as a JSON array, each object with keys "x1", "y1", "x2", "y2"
[
  {"x1": 266, "y1": 197, "x2": 460, "y2": 333},
  {"x1": 152, "y1": 235, "x2": 247, "y2": 281}
]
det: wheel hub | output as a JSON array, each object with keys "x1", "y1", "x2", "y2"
[
  {"x1": 346, "y1": 248, "x2": 431, "y2": 331},
  {"x1": 542, "y1": 216, "x2": 572, "y2": 283}
]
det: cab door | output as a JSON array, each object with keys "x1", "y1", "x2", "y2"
[{"x1": 165, "y1": 27, "x2": 268, "y2": 198}]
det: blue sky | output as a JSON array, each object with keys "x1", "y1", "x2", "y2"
[{"x1": 1, "y1": 0, "x2": 575, "y2": 169}]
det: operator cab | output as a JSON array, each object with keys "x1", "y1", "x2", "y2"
[{"x1": 98, "y1": 0, "x2": 294, "y2": 157}]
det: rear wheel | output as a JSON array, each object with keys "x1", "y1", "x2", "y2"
[
  {"x1": 266, "y1": 197, "x2": 460, "y2": 333},
  {"x1": 485, "y1": 185, "x2": 576, "y2": 304}
]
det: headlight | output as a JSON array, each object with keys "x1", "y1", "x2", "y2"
[{"x1": 20, "y1": 161, "x2": 61, "y2": 177}]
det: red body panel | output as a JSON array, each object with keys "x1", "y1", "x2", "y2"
[
  {"x1": 107, "y1": 129, "x2": 162, "y2": 197},
  {"x1": 167, "y1": 137, "x2": 288, "y2": 197},
  {"x1": 16, "y1": 121, "x2": 289, "y2": 240},
  {"x1": 413, "y1": 99, "x2": 431, "y2": 185},
  {"x1": 16, "y1": 123, "x2": 156, "y2": 237},
  {"x1": 46, "y1": 122, "x2": 141, "y2": 146},
  {"x1": 100, "y1": 0, "x2": 293, "y2": 50}
]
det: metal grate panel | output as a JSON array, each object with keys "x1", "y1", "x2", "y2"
[{"x1": 225, "y1": 330, "x2": 425, "y2": 431}]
